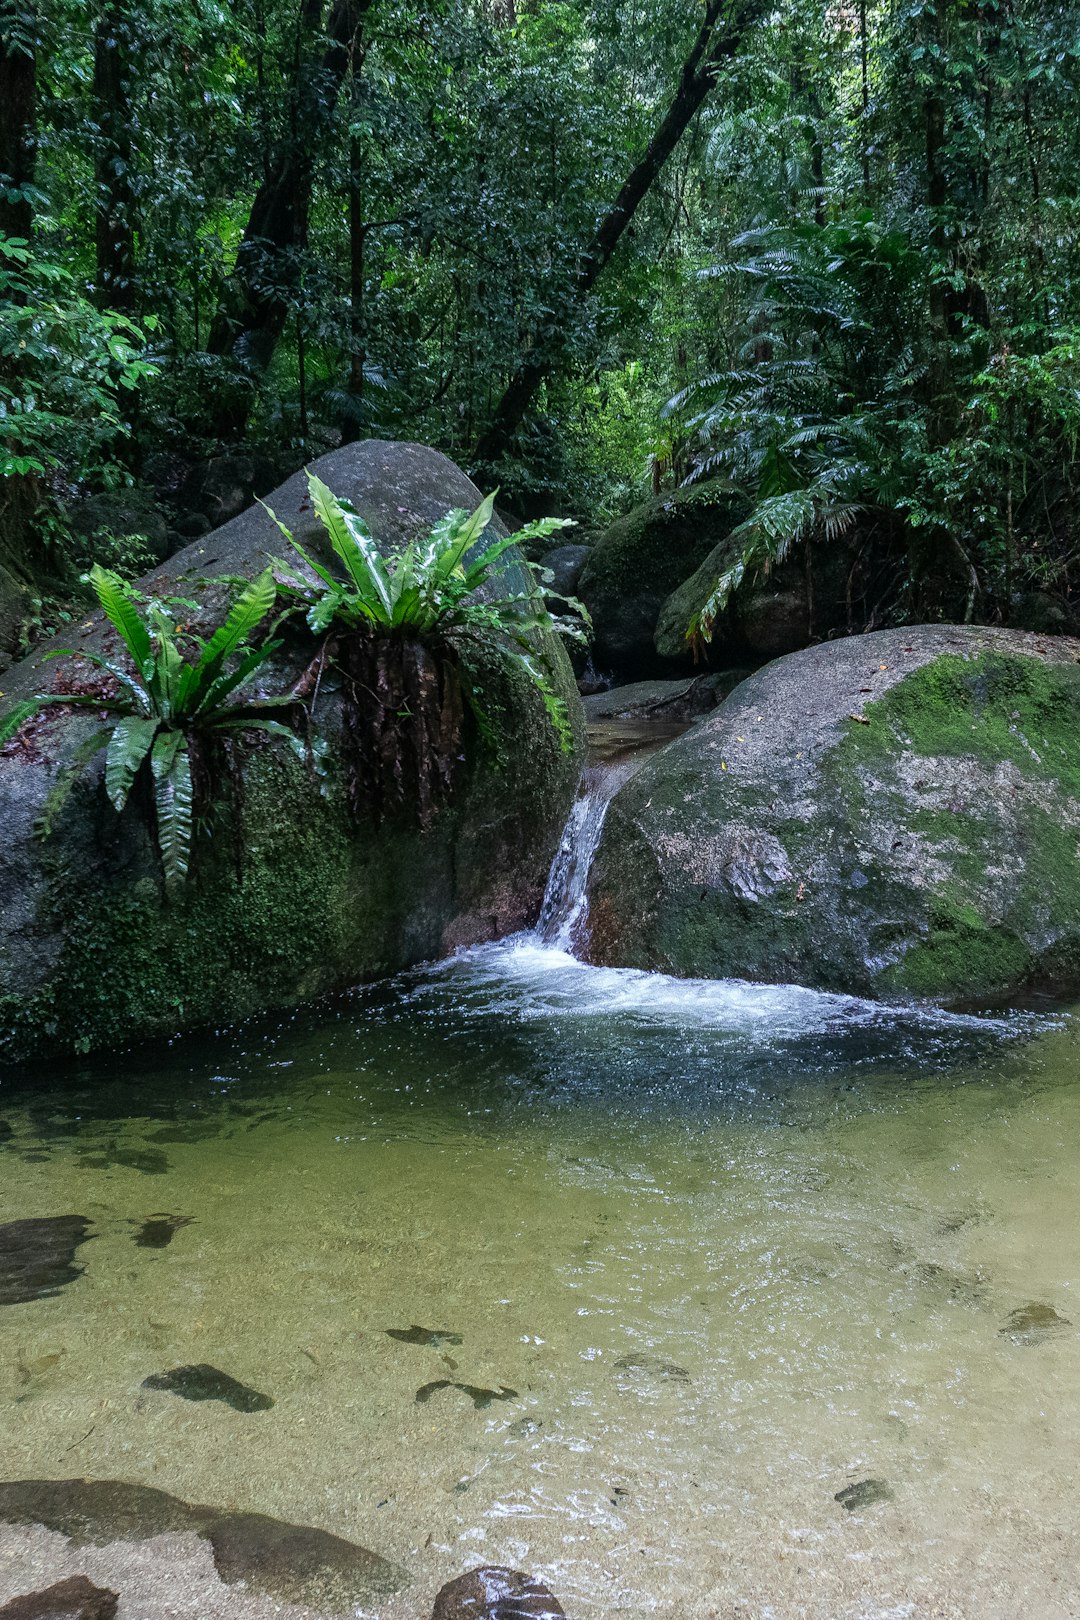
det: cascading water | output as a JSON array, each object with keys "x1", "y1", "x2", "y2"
[{"x1": 536, "y1": 748, "x2": 657, "y2": 954}]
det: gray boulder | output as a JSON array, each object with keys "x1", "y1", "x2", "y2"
[
  {"x1": 583, "y1": 672, "x2": 747, "y2": 725},
  {"x1": 577, "y1": 485, "x2": 749, "y2": 678},
  {"x1": 586, "y1": 625, "x2": 1080, "y2": 1000},
  {"x1": 538, "y1": 543, "x2": 591, "y2": 602},
  {"x1": 0, "y1": 442, "x2": 583, "y2": 1061}
]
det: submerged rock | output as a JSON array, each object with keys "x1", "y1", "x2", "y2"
[
  {"x1": 0, "y1": 442, "x2": 583, "y2": 1063},
  {"x1": 142, "y1": 1363, "x2": 273, "y2": 1412},
  {"x1": 431, "y1": 1565, "x2": 566, "y2": 1620},
  {"x1": 0, "y1": 1576, "x2": 118, "y2": 1620},
  {"x1": 415, "y1": 1380, "x2": 518, "y2": 1410},
  {"x1": 76, "y1": 1145, "x2": 169, "y2": 1177},
  {"x1": 132, "y1": 1213, "x2": 194, "y2": 1249},
  {"x1": 613, "y1": 1353, "x2": 691, "y2": 1384},
  {"x1": 387, "y1": 1325, "x2": 463, "y2": 1348},
  {"x1": 999, "y1": 1303, "x2": 1071, "y2": 1343},
  {"x1": 0, "y1": 1217, "x2": 93, "y2": 1306},
  {"x1": 835, "y1": 1478, "x2": 893, "y2": 1511},
  {"x1": 588, "y1": 626, "x2": 1080, "y2": 1000},
  {"x1": 0, "y1": 1478, "x2": 405, "y2": 1607}
]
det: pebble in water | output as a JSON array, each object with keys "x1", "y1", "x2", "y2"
[
  {"x1": 835, "y1": 1478, "x2": 893, "y2": 1511},
  {"x1": 431, "y1": 1565, "x2": 566, "y2": 1620},
  {"x1": 142, "y1": 1363, "x2": 274, "y2": 1412},
  {"x1": 0, "y1": 1217, "x2": 93, "y2": 1307},
  {"x1": 415, "y1": 1380, "x2": 518, "y2": 1411},
  {"x1": 0, "y1": 1575, "x2": 119, "y2": 1620},
  {"x1": 132, "y1": 1214, "x2": 195, "y2": 1250},
  {"x1": 999, "y1": 1302, "x2": 1071, "y2": 1344},
  {"x1": 387, "y1": 1325, "x2": 464, "y2": 1348},
  {"x1": 0, "y1": 1479, "x2": 405, "y2": 1608}
]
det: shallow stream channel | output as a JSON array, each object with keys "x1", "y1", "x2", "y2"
[{"x1": 1, "y1": 720, "x2": 1079, "y2": 1620}]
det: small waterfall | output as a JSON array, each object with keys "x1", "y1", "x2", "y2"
[{"x1": 537, "y1": 754, "x2": 644, "y2": 954}]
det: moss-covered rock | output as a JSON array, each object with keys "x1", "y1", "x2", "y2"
[
  {"x1": 577, "y1": 485, "x2": 749, "y2": 678},
  {"x1": 0, "y1": 442, "x2": 583, "y2": 1062},
  {"x1": 586, "y1": 625, "x2": 1080, "y2": 1000}
]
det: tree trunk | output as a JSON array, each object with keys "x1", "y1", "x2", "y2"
[
  {"x1": 206, "y1": 0, "x2": 373, "y2": 402},
  {"x1": 472, "y1": 0, "x2": 763, "y2": 469},
  {"x1": 93, "y1": 3, "x2": 136, "y2": 312},
  {"x1": 0, "y1": 0, "x2": 36, "y2": 243}
]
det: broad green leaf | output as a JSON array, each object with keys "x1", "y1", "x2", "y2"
[
  {"x1": 153, "y1": 734, "x2": 194, "y2": 889},
  {"x1": 105, "y1": 714, "x2": 159, "y2": 809},
  {"x1": 86, "y1": 565, "x2": 154, "y2": 677}
]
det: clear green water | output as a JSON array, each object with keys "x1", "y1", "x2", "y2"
[{"x1": 1, "y1": 938, "x2": 1079, "y2": 1618}]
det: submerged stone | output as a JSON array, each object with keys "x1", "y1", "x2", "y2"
[
  {"x1": 0, "y1": 1479, "x2": 405, "y2": 1607},
  {"x1": 142, "y1": 1363, "x2": 273, "y2": 1412},
  {"x1": 0, "y1": 1217, "x2": 93, "y2": 1306},
  {"x1": 387, "y1": 1325, "x2": 463, "y2": 1348},
  {"x1": 999, "y1": 1302, "x2": 1071, "y2": 1343},
  {"x1": 0, "y1": 1119, "x2": 14, "y2": 1143},
  {"x1": 415, "y1": 1380, "x2": 518, "y2": 1410},
  {"x1": 0, "y1": 1576, "x2": 118, "y2": 1620},
  {"x1": 613, "y1": 1354, "x2": 690, "y2": 1384},
  {"x1": 77, "y1": 1146, "x2": 169, "y2": 1177},
  {"x1": 207, "y1": 1509, "x2": 404, "y2": 1607},
  {"x1": 132, "y1": 1213, "x2": 194, "y2": 1250},
  {"x1": 431, "y1": 1565, "x2": 566, "y2": 1620},
  {"x1": 835, "y1": 1478, "x2": 893, "y2": 1511}
]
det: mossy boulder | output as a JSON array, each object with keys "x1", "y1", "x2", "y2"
[
  {"x1": 654, "y1": 531, "x2": 880, "y2": 665},
  {"x1": 586, "y1": 625, "x2": 1080, "y2": 1000},
  {"x1": 0, "y1": 441, "x2": 583, "y2": 1062},
  {"x1": 577, "y1": 485, "x2": 749, "y2": 678}
]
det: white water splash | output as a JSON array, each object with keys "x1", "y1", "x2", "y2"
[{"x1": 537, "y1": 755, "x2": 646, "y2": 952}]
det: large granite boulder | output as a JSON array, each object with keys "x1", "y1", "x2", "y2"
[
  {"x1": 586, "y1": 626, "x2": 1080, "y2": 1000},
  {"x1": 577, "y1": 485, "x2": 749, "y2": 678},
  {"x1": 0, "y1": 442, "x2": 583, "y2": 1062}
]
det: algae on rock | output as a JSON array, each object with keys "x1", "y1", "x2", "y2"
[{"x1": 586, "y1": 625, "x2": 1080, "y2": 1000}]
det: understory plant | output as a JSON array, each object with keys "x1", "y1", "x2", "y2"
[
  {"x1": 265, "y1": 472, "x2": 587, "y2": 820},
  {"x1": 0, "y1": 565, "x2": 301, "y2": 885}
]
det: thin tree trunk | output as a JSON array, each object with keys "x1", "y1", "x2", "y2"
[
  {"x1": 472, "y1": 0, "x2": 763, "y2": 468},
  {"x1": 93, "y1": 3, "x2": 136, "y2": 312},
  {"x1": 207, "y1": 0, "x2": 373, "y2": 397},
  {"x1": 0, "y1": 0, "x2": 36, "y2": 242}
]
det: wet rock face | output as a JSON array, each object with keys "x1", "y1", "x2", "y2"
[
  {"x1": 431, "y1": 1566, "x2": 566, "y2": 1620},
  {"x1": 0, "y1": 441, "x2": 583, "y2": 1063},
  {"x1": 0, "y1": 1217, "x2": 93, "y2": 1306},
  {"x1": 0, "y1": 1576, "x2": 119, "y2": 1620},
  {"x1": 0, "y1": 1479, "x2": 405, "y2": 1608},
  {"x1": 142, "y1": 1364, "x2": 274, "y2": 1412},
  {"x1": 587, "y1": 626, "x2": 1080, "y2": 1001}
]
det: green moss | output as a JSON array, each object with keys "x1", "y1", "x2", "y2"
[
  {"x1": 841, "y1": 651, "x2": 1080, "y2": 795},
  {"x1": 1, "y1": 630, "x2": 582, "y2": 1063}
]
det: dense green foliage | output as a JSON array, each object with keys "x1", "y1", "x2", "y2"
[
  {"x1": 0, "y1": 564, "x2": 299, "y2": 882},
  {"x1": 1, "y1": 0, "x2": 1078, "y2": 636},
  {"x1": 269, "y1": 471, "x2": 584, "y2": 748}
]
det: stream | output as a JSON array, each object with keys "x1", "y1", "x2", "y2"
[{"x1": 1, "y1": 721, "x2": 1078, "y2": 1618}]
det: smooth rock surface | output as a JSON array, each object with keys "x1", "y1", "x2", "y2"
[
  {"x1": 0, "y1": 1480, "x2": 404, "y2": 1609},
  {"x1": 0, "y1": 442, "x2": 583, "y2": 1061},
  {"x1": 431, "y1": 1565, "x2": 566, "y2": 1620},
  {"x1": 0, "y1": 1576, "x2": 118, "y2": 1620},
  {"x1": 587, "y1": 625, "x2": 1080, "y2": 999},
  {"x1": 0, "y1": 1218, "x2": 93, "y2": 1307}
]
